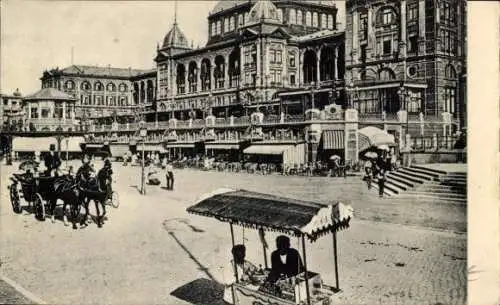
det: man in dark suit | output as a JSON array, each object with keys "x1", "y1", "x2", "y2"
[
  {"x1": 267, "y1": 235, "x2": 304, "y2": 283},
  {"x1": 44, "y1": 144, "x2": 61, "y2": 176}
]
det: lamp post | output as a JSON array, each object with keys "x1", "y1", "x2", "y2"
[
  {"x1": 139, "y1": 121, "x2": 147, "y2": 195},
  {"x1": 65, "y1": 138, "x2": 69, "y2": 168},
  {"x1": 348, "y1": 81, "x2": 355, "y2": 108},
  {"x1": 398, "y1": 86, "x2": 410, "y2": 163},
  {"x1": 310, "y1": 82, "x2": 316, "y2": 110}
]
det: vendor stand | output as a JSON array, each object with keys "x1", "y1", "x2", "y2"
[{"x1": 187, "y1": 188, "x2": 354, "y2": 305}]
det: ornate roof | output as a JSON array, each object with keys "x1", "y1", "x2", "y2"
[
  {"x1": 210, "y1": 0, "x2": 249, "y2": 15},
  {"x1": 45, "y1": 65, "x2": 151, "y2": 78},
  {"x1": 24, "y1": 88, "x2": 76, "y2": 102},
  {"x1": 247, "y1": 0, "x2": 281, "y2": 24},
  {"x1": 162, "y1": 22, "x2": 190, "y2": 50},
  {"x1": 210, "y1": 0, "x2": 336, "y2": 15}
]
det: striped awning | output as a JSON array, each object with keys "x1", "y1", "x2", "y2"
[
  {"x1": 322, "y1": 130, "x2": 344, "y2": 150},
  {"x1": 187, "y1": 188, "x2": 353, "y2": 241},
  {"x1": 12, "y1": 137, "x2": 57, "y2": 152},
  {"x1": 206, "y1": 143, "x2": 240, "y2": 150},
  {"x1": 243, "y1": 145, "x2": 292, "y2": 155},
  {"x1": 60, "y1": 136, "x2": 84, "y2": 152}
]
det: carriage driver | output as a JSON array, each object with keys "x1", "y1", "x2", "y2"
[
  {"x1": 76, "y1": 155, "x2": 95, "y2": 186},
  {"x1": 97, "y1": 159, "x2": 113, "y2": 192},
  {"x1": 44, "y1": 144, "x2": 62, "y2": 177}
]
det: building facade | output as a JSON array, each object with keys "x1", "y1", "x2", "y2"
[
  {"x1": 345, "y1": 0, "x2": 467, "y2": 133},
  {"x1": 40, "y1": 65, "x2": 157, "y2": 129},
  {"x1": 1, "y1": 89, "x2": 24, "y2": 131},
  {"x1": 22, "y1": 87, "x2": 78, "y2": 131},
  {"x1": 25, "y1": 0, "x2": 466, "y2": 165}
]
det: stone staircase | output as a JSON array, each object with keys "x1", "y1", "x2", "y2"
[{"x1": 370, "y1": 165, "x2": 467, "y2": 204}]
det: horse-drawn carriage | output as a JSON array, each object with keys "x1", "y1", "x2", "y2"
[
  {"x1": 8, "y1": 160, "x2": 120, "y2": 228},
  {"x1": 8, "y1": 162, "x2": 76, "y2": 221}
]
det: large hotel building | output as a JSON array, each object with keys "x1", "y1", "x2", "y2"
[{"x1": 17, "y1": 0, "x2": 466, "y2": 165}]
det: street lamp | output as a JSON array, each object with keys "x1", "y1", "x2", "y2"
[
  {"x1": 65, "y1": 138, "x2": 69, "y2": 168},
  {"x1": 310, "y1": 82, "x2": 316, "y2": 110},
  {"x1": 139, "y1": 121, "x2": 147, "y2": 195},
  {"x1": 398, "y1": 86, "x2": 410, "y2": 162},
  {"x1": 348, "y1": 81, "x2": 355, "y2": 108}
]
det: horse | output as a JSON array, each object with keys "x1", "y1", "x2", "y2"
[
  {"x1": 41, "y1": 174, "x2": 81, "y2": 230},
  {"x1": 76, "y1": 168, "x2": 111, "y2": 228}
]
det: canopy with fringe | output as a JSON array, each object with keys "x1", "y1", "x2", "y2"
[
  {"x1": 358, "y1": 126, "x2": 395, "y2": 152},
  {"x1": 186, "y1": 188, "x2": 353, "y2": 242}
]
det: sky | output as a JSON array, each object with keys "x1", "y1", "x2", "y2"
[{"x1": 1, "y1": 0, "x2": 345, "y2": 96}]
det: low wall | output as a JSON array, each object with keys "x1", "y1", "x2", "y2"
[{"x1": 401, "y1": 150, "x2": 467, "y2": 165}]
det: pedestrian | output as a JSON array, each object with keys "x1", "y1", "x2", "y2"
[
  {"x1": 363, "y1": 159, "x2": 373, "y2": 190},
  {"x1": 165, "y1": 160, "x2": 174, "y2": 190},
  {"x1": 376, "y1": 168, "x2": 386, "y2": 198}
]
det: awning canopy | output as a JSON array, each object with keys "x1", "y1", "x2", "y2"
[
  {"x1": 140, "y1": 144, "x2": 162, "y2": 151},
  {"x1": 60, "y1": 136, "x2": 84, "y2": 152},
  {"x1": 206, "y1": 143, "x2": 240, "y2": 150},
  {"x1": 109, "y1": 143, "x2": 130, "y2": 157},
  {"x1": 12, "y1": 137, "x2": 57, "y2": 152},
  {"x1": 243, "y1": 145, "x2": 292, "y2": 155},
  {"x1": 165, "y1": 143, "x2": 195, "y2": 148},
  {"x1": 358, "y1": 126, "x2": 395, "y2": 152},
  {"x1": 187, "y1": 188, "x2": 353, "y2": 242},
  {"x1": 85, "y1": 144, "x2": 104, "y2": 149},
  {"x1": 321, "y1": 130, "x2": 344, "y2": 150}
]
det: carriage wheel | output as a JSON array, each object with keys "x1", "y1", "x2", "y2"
[
  {"x1": 110, "y1": 191, "x2": 120, "y2": 208},
  {"x1": 9, "y1": 184, "x2": 22, "y2": 214},
  {"x1": 34, "y1": 193, "x2": 45, "y2": 221}
]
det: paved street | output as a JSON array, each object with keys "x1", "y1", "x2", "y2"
[{"x1": 0, "y1": 161, "x2": 466, "y2": 305}]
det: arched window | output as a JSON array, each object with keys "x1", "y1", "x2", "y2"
[
  {"x1": 224, "y1": 18, "x2": 229, "y2": 33},
  {"x1": 289, "y1": 9, "x2": 296, "y2": 24},
  {"x1": 327, "y1": 15, "x2": 334, "y2": 29},
  {"x1": 65, "y1": 80, "x2": 75, "y2": 90},
  {"x1": 297, "y1": 10, "x2": 303, "y2": 25},
  {"x1": 312, "y1": 12, "x2": 318, "y2": 27},
  {"x1": 81, "y1": 81, "x2": 91, "y2": 91},
  {"x1": 211, "y1": 22, "x2": 216, "y2": 36},
  {"x1": 106, "y1": 83, "x2": 116, "y2": 92},
  {"x1": 218, "y1": 20, "x2": 222, "y2": 34},
  {"x1": 321, "y1": 13, "x2": 327, "y2": 28},
  {"x1": 305, "y1": 11, "x2": 312, "y2": 26},
  {"x1": 377, "y1": 7, "x2": 396, "y2": 26},
  {"x1": 230, "y1": 16, "x2": 235, "y2": 31},
  {"x1": 94, "y1": 81, "x2": 104, "y2": 91},
  {"x1": 119, "y1": 83, "x2": 127, "y2": 92}
]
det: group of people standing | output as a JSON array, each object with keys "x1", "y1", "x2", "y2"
[
  {"x1": 363, "y1": 150, "x2": 398, "y2": 197},
  {"x1": 146, "y1": 157, "x2": 174, "y2": 190}
]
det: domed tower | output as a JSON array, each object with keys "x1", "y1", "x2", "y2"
[
  {"x1": 245, "y1": 0, "x2": 282, "y2": 26},
  {"x1": 155, "y1": 2, "x2": 192, "y2": 102},
  {"x1": 159, "y1": 18, "x2": 191, "y2": 55}
]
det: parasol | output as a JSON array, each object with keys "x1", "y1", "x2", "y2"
[
  {"x1": 18, "y1": 160, "x2": 39, "y2": 171},
  {"x1": 329, "y1": 155, "x2": 341, "y2": 160},
  {"x1": 364, "y1": 151, "x2": 378, "y2": 159},
  {"x1": 378, "y1": 144, "x2": 390, "y2": 151}
]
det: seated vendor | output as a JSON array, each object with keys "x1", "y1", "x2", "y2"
[
  {"x1": 223, "y1": 244, "x2": 258, "y2": 305},
  {"x1": 266, "y1": 235, "x2": 304, "y2": 283}
]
